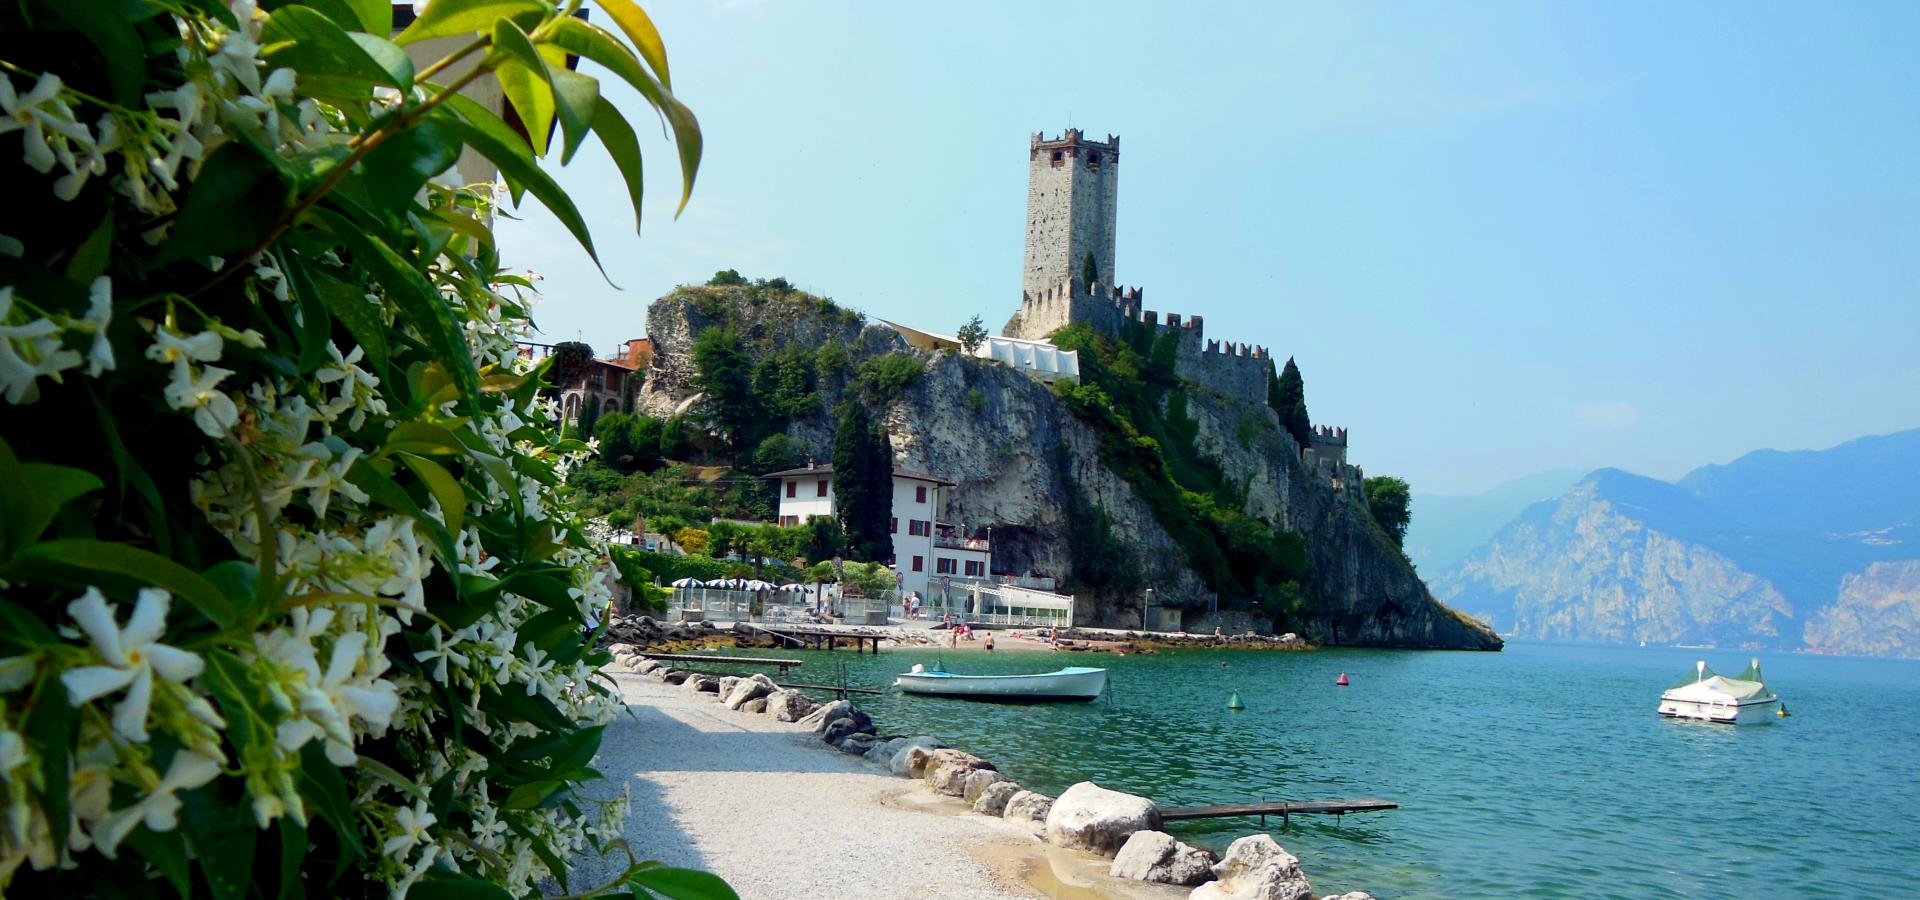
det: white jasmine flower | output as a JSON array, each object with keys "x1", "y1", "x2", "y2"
[
  {"x1": 163, "y1": 363, "x2": 239, "y2": 438},
  {"x1": 0, "y1": 73, "x2": 67, "y2": 173},
  {"x1": 60, "y1": 587, "x2": 205, "y2": 743},
  {"x1": 145, "y1": 327, "x2": 223, "y2": 366},
  {"x1": 381, "y1": 798, "x2": 436, "y2": 858},
  {"x1": 281, "y1": 631, "x2": 400, "y2": 765},
  {"x1": 411, "y1": 626, "x2": 469, "y2": 684},
  {"x1": 90, "y1": 750, "x2": 222, "y2": 857}
]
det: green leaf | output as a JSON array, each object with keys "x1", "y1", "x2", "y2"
[
  {"x1": 181, "y1": 785, "x2": 258, "y2": 900},
  {"x1": 0, "y1": 599, "x2": 58, "y2": 651},
  {"x1": 274, "y1": 247, "x2": 333, "y2": 372},
  {"x1": 263, "y1": 5, "x2": 409, "y2": 91},
  {"x1": 312, "y1": 208, "x2": 480, "y2": 405},
  {"x1": 344, "y1": 0, "x2": 391, "y2": 35},
  {"x1": 19, "y1": 463, "x2": 104, "y2": 546},
  {"x1": 349, "y1": 32, "x2": 418, "y2": 88},
  {"x1": 311, "y1": 273, "x2": 391, "y2": 373},
  {"x1": 501, "y1": 779, "x2": 563, "y2": 810},
  {"x1": 46, "y1": 0, "x2": 146, "y2": 105},
  {"x1": 595, "y1": 0, "x2": 671, "y2": 89},
  {"x1": 23, "y1": 670, "x2": 75, "y2": 854},
  {"x1": 489, "y1": 19, "x2": 556, "y2": 156},
  {"x1": 505, "y1": 817, "x2": 569, "y2": 892},
  {"x1": 6, "y1": 539, "x2": 239, "y2": 629},
  {"x1": 547, "y1": 62, "x2": 600, "y2": 165},
  {"x1": 387, "y1": 421, "x2": 468, "y2": 457},
  {"x1": 496, "y1": 567, "x2": 577, "y2": 614},
  {"x1": 124, "y1": 826, "x2": 192, "y2": 898},
  {"x1": 361, "y1": 119, "x2": 462, "y2": 215},
  {"x1": 442, "y1": 117, "x2": 603, "y2": 275},
  {"x1": 394, "y1": 0, "x2": 546, "y2": 45},
  {"x1": 298, "y1": 742, "x2": 367, "y2": 860},
  {"x1": 662, "y1": 95, "x2": 702, "y2": 217},
  {"x1": 541, "y1": 17, "x2": 692, "y2": 210},
  {"x1": 399, "y1": 452, "x2": 466, "y2": 535},
  {"x1": 630, "y1": 865, "x2": 740, "y2": 900},
  {"x1": 157, "y1": 142, "x2": 290, "y2": 265},
  {"x1": 344, "y1": 457, "x2": 457, "y2": 563},
  {"x1": 65, "y1": 210, "x2": 115, "y2": 283},
  {"x1": 277, "y1": 816, "x2": 307, "y2": 900}
]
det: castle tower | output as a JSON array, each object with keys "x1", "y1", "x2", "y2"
[{"x1": 1022, "y1": 129, "x2": 1118, "y2": 300}]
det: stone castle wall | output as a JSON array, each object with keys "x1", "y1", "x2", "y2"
[{"x1": 1008, "y1": 279, "x2": 1269, "y2": 408}]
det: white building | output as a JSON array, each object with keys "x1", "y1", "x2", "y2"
[
  {"x1": 876, "y1": 320, "x2": 1080, "y2": 384},
  {"x1": 766, "y1": 461, "x2": 991, "y2": 597}
]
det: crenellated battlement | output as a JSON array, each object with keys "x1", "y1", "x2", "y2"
[{"x1": 1307, "y1": 424, "x2": 1348, "y2": 447}]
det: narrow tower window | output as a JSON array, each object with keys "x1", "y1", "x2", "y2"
[
  {"x1": 1050, "y1": 150, "x2": 1063, "y2": 166},
  {"x1": 1087, "y1": 151, "x2": 1102, "y2": 169}
]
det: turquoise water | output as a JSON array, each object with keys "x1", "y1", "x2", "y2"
[{"x1": 709, "y1": 641, "x2": 1920, "y2": 897}]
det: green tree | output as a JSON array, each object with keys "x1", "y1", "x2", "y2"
[
  {"x1": 708, "y1": 520, "x2": 742, "y2": 559},
  {"x1": 832, "y1": 402, "x2": 895, "y2": 562},
  {"x1": 1270, "y1": 356, "x2": 1311, "y2": 449},
  {"x1": 575, "y1": 394, "x2": 602, "y2": 441},
  {"x1": 692, "y1": 326, "x2": 763, "y2": 452},
  {"x1": 708, "y1": 268, "x2": 749, "y2": 286},
  {"x1": 658, "y1": 415, "x2": 693, "y2": 460},
  {"x1": 854, "y1": 352, "x2": 924, "y2": 405},
  {"x1": 805, "y1": 516, "x2": 844, "y2": 563},
  {"x1": 596, "y1": 412, "x2": 666, "y2": 471},
  {"x1": 751, "y1": 433, "x2": 806, "y2": 474},
  {"x1": 957, "y1": 315, "x2": 988, "y2": 353},
  {"x1": 1082, "y1": 249, "x2": 1098, "y2": 287},
  {"x1": 1364, "y1": 476, "x2": 1413, "y2": 547}
]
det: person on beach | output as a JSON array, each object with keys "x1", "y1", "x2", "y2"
[
  {"x1": 984, "y1": 633, "x2": 995, "y2": 651},
  {"x1": 1049, "y1": 625, "x2": 1060, "y2": 651}
]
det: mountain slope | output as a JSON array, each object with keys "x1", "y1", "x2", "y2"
[{"x1": 1433, "y1": 430, "x2": 1920, "y2": 653}]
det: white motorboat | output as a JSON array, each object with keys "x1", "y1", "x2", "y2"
[
  {"x1": 1658, "y1": 659, "x2": 1780, "y2": 725},
  {"x1": 894, "y1": 664, "x2": 1107, "y2": 702}
]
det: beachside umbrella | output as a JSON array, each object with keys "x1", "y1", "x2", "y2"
[
  {"x1": 742, "y1": 580, "x2": 776, "y2": 591},
  {"x1": 670, "y1": 577, "x2": 701, "y2": 587},
  {"x1": 778, "y1": 583, "x2": 807, "y2": 592},
  {"x1": 702, "y1": 578, "x2": 733, "y2": 588}
]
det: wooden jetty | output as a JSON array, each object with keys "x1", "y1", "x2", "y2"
[
  {"x1": 639, "y1": 653, "x2": 805, "y2": 675},
  {"x1": 750, "y1": 625, "x2": 887, "y2": 654},
  {"x1": 1160, "y1": 798, "x2": 1397, "y2": 826}
]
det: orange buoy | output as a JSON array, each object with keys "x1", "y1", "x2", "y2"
[{"x1": 1336, "y1": 672, "x2": 1349, "y2": 686}]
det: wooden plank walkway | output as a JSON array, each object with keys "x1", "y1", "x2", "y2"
[
  {"x1": 1160, "y1": 798, "x2": 1397, "y2": 825},
  {"x1": 753, "y1": 626, "x2": 887, "y2": 655},
  {"x1": 639, "y1": 653, "x2": 806, "y2": 675}
]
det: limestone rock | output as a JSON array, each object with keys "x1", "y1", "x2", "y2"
[
  {"x1": 716, "y1": 676, "x2": 740, "y2": 698},
  {"x1": 971, "y1": 781, "x2": 1022, "y2": 817},
  {"x1": 1190, "y1": 834, "x2": 1313, "y2": 900},
  {"x1": 764, "y1": 690, "x2": 817, "y2": 722},
  {"x1": 661, "y1": 670, "x2": 689, "y2": 685},
  {"x1": 835, "y1": 733, "x2": 881, "y2": 755},
  {"x1": 741, "y1": 697, "x2": 769, "y2": 714},
  {"x1": 684, "y1": 674, "x2": 719, "y2": 693},
  {"x1": 1002, "y1": 791, "x2": 1052, "y2": 833},
  {"x1": 821, "y1": 717, "x2": 861, "y2": 746},
  {"x1": 924, "y1": 750, "x2": 996, "y2": 797},
  {"x1": 1108, "y1": 831, "x2": 1215, "y2": 886},
  {"x1": 636, "y1": 658, "x2": 662, "y2": 675},
  {"x1": 962, "y1": 769, "x2": 1013, "y2": 806},
  {"x1": 723, "y1": 676, "x2": 774, "y2": 710},
  {"x1": 797, "y1": 699, "x2": 853, "y2": 732},
  {"x1": 889, "y1": 740, "x2": 948, "y2": 778},
  {"x1": 1044, "y1": 781, "x2": 1162, "y2": 856}
]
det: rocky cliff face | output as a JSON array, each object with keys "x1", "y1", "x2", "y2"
[
  {"x1": 1803, "y1": 561, "x2": 1920, "y2": 658},
  {"x1": 638, "y1": 287, "x2": 1498, "y2": 650}
]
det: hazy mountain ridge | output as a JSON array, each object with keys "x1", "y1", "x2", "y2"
[
  {"x1": 1433, "y1": 429, "x2": 1920, "y2": 656},
  {"x1": 1406, "y1": 468, "x2": 1585, "y2": 572}
]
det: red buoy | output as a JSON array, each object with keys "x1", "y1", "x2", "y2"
[{"x1": 1336, "y1": 672, "x2": 1350, "y2": 686}]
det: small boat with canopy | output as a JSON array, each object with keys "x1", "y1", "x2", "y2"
[{"x1": 1658, "y1": 659, "x2": 1780, "y2": 724}]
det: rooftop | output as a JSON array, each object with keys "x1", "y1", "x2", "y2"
[{"x1": 761, "y1": 461, "x2": 957, "y2": 487}]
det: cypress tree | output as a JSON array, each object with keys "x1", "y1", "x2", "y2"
[
  {"x1": 691, "y1": 326, "x2": 762, "y2": 452},
  {"x1": 1271, "y1": 357, "x2": 1311, "y2": 449},
  {"x1": 831, "y1": 402, "x2": 894, "y2": 562}
]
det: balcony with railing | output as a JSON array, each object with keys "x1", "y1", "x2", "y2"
[{"x1": 933, "y1": 523, "x2": 989, "y2": 552}]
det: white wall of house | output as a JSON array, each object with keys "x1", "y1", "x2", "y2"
[
  {"x1": 776, "y1": 474, "x2": 835, "y2": 526},
  {"x1": 774, "y1": 471, "x2": 988, "y2": 597}
]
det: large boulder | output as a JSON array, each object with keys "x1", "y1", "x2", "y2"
[
  {"x1": 685, "y1": 674, "x2": 720, "y2": 693},
  {"x1": 741, "y1": 697, "x2": 769, "y2": 714},
  {"x1": 716, "y1": 676, "x2": 741, "y2": 698},
  {"x1": 1043, "y1": 781, "x2": 1162, "y2": 856},
  {"x1": 924, "y1": 750, "x2": 996, "y2": 797},
  {"x1": 764, "y1": 690, "x2": 817, "y2": 722},
  {"x1": 1108, "y1": 830, "x2": 1216, "y2": 886},
  {"x1": 962, "y1": 770, "x2": 1014, "y2": 806},
  {"x1": 1002, "y1": 791, "x2": 1052, "y2": 834},
  {"x1": 972, "y1": 781, "x2": 1022, "y2": 816},
  {"x1": 723, "y1": 676, "x2": 775, "y2": 710},
  {"x1": 821, "y1": 717, "x2": 862, "y2": 745},
  {"x1": 888, "y1": 740, "x2": 948, "y2": 778},
  {"x1": 835, "y1": 733, "x2": 882, "y2": 756},
  {"x1": 796, "y1": 700, "x2": 853, "y2": 732},
  {"x1": 661, "y1": 670, "x2": 689, "y2": 685},
  {"x1": 636, "y1": 658, "x2": 662, "y2": 675},
  {"x1": 1189, "y1": 834, "x2": 1313, "y2": 900}
]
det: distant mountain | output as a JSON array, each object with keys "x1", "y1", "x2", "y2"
[
  {"x1": 1432, "y1": 429, "x2": 1920, "y2": 656},
  {"x1": 1406, "y1": 469, "x2": 1585, "y2": 572}
]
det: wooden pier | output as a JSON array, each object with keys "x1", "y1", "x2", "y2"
[
  {"x1": 1160, "y1": 798, "x2": 1397, "y2": 826},
  {"x1": 640, "y1": 653, "x2": 806, "y2": 675},
  {"x1": 752, "y1": 626, "x2": 887, "y2": 654}
]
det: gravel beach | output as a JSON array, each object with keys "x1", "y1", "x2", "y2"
[{"x1": 569, "y1": 670, "x2": 1040, "y2": 899}]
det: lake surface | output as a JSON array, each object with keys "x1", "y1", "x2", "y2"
[{"x1": 715, "y1": 640, "x2": 1920, "y2": 897}]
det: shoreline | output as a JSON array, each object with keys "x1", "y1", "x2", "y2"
[{"x1": 583, "y1": 653, "x2": 1371, "y2": 900}]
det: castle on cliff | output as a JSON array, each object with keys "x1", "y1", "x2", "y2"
[{"x1": 1002, "y1": 129, "x2": 1351, "y2": 474}]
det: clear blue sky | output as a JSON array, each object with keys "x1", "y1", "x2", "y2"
[{"x1": 496, "y1": 1, "x2": 1920, "y2": 495}]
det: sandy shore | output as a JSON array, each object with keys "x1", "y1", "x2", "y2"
[{"x1": 570, "y1": 670, "x2": 1040, "y2": 899}]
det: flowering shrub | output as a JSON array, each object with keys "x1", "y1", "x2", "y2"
[{"x1": 0, "y1": 0, "x2": 723, "y2": 897}]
